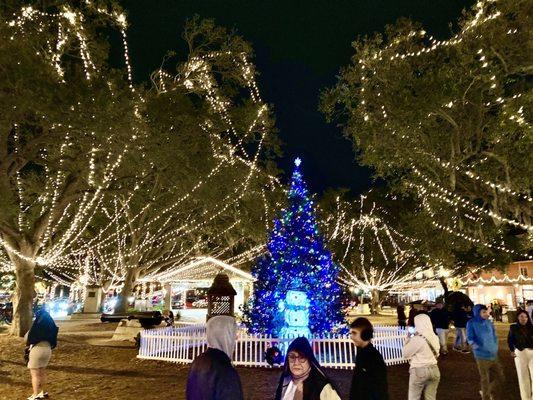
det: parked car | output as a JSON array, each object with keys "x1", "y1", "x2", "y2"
[{"x1": 192, "y1": 299, "x2": 208, "y2": 308}]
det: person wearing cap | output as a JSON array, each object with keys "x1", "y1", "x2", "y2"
[
  {"x1": 274, "y1": 336, "x2": 340, "y2": 400},
  {"x1": 403, "y1": 313, "x2": 441, "y2": 400},
  {"x1": 186, "y1": 315, "x2": 243, "y2": 400}
]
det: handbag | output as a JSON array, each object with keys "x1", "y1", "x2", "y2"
[{"x1": 24, "y1": 346, "x2": 31, "y2": 365}]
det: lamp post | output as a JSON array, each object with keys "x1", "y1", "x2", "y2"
[{"x1": 207, "y1": 273, "x2": 236, "y2": 321}]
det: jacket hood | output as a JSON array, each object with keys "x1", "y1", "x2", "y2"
[
  {"x1": 414, "y1": 313, "x2": 440, "y2": 353},
  {"x1": 472, "y1": 304, "x2": 486, "y2": 322},
  {"x1": 206, "y1": 315, "x2": 236, "y2": 359},
  {"x1": 282, "y1": 337, "x2": 324, "y2": 377}
]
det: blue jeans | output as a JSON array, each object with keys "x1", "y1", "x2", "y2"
[{"x1": 454, "y1": 327, "x2": 467, "y2": 349}]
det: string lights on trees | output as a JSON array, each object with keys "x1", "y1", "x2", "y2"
[{"x1": 321, "y1": 0, "x2": 532, "y2": 270}]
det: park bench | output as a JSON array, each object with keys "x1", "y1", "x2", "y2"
[{"x1": 101, "y1": 310, "x2": 167, "y2": 328}]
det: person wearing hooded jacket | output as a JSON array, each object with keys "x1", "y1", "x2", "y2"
[
  {"x1": 186, "y1": 315, "x2": 243, "y2": 400},
  {"x1": 274, "y1": 336, "x2": 340, "y2": 400},
  {"x1": 25, "y1": 307, "x2": 58, "y2": 400},
  {"x1": 467, "y1": 304, "x2": 504, "y2": 400},
  {"x1": 403, "y1": 313, "x2": 441, "y2": 400},
  {"x1": 507, "y1": 309, "x2": 533, "y2": 400}
]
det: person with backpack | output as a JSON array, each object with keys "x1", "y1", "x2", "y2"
[
  {"x1": 349, "y1": 317, "x2": 389, "y2": 400},
  {"x1": 403, "y1": 313, "x2": 441, "y2": 400},
  {"x1": 467, "y1": 304, "x2": 504, "y2": 400},
  {"x1": 25, "y1": 307, "x2": 59, "y2": 400}
]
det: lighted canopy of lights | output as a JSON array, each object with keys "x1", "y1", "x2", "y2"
[
  {"x1": 66, "y1": 52, "x2": 281, "y2": 286},
  {"x1": 0, "y1": 4, "x2": 283, "y2": 289},
  {"x1": 323, "y1": 196, "x2": 430, "y2": 293},
  {"x1": 1, "y1": 5, "x2": 139, "y2": 268},
  {"x1": 350, "y1": 0, "x2": 532, "y2": 259}
]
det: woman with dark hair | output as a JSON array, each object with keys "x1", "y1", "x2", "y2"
[
  {"x1": 274, "y1": 337, "x2": 340, "y2": 400},
  {"x1": 25, "y1": 308, "x2": 58, "y2": 400},
  {"x1": 397, "y1": 303, "x2": 407, "y2": 328},
  {"x1": 508, "y1": 309, "x2": 533, "y2": 400}
]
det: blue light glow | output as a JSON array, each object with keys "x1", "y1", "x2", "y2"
[{"x1": 242, "y1": 158, "x2": 344, "y2": 336}]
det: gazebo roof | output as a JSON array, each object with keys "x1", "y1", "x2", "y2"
[{"x1": 140, "y1": 256, "x2": 255, "y2": 283}]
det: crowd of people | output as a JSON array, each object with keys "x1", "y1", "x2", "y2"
[
  {"x1": 186, "y1": 302, "x2": 533, "y2": 400},
  {"x1": 185, "y1": 315, "x2": 390, "y2": 400},
  {"x1": 397, "y1": 300, "x2": 533, "y2": 400},
  {"x1": 18, "y1": 299, "x2": 533, "y2": 400}
]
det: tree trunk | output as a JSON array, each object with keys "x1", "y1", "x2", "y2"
[
  {"x1": 7, "y1": 246, "x2": 36, "y2": 337},
  {"x1": 96, "y1": 279, "x2": 112, "y2": 312},
  {"x1": 371, "y1": 289, "x2": 380, "y2": 315},
  {"x1": 439, "y1": 277, "x2": 449, "y2": 300},
  {"x1": 115, "y1": 268, "x2": 137, "y2": 313}
]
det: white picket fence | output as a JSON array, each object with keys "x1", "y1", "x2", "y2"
[{"x1": 137, "y1": 324, "x2": 408, "y2": 368}]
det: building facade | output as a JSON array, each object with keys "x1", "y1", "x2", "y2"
[{"x1": 460, "y1": 260, "x2": 533, "y2": 309}]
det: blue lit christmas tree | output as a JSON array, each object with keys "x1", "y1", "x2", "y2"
[{"x1": 242, "y1": 158, "x2": 344, "y2": 336}]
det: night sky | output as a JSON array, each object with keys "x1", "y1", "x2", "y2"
[{"x1": 120, "y1": 0, "x2": 475, "y2": 195}]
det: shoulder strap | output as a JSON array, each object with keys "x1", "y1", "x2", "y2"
[{"x1": 421, "y1": 335, "x2": 439, "y2": 359}]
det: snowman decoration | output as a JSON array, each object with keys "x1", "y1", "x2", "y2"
[{"x1": 278, "y1": 289, "x2": 311, "y2": 338}]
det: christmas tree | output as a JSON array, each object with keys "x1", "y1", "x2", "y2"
[{"x1": 242, "y1": 158, "x2": 344, "y2": 336}]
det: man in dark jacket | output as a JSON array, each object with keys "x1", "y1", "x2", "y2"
[
  {"x1": 349, "y1": 317, "x2": 389, "y2": 400},
  {"x1": 186, "y1": 315, "x2": 243, "y2": 400},
  {"x1": 430, "y1": 301, "x2": 450, "y2": 355},
  {"x1": 452, "y1": 305, "x2": 470, "y2": 353}
]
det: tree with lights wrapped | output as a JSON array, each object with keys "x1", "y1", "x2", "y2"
[
  {"x1": 242, "y1": 158, "x2": 344, "y2": 336},
  {"x1": 322, "y1": 0, "x2": 532, "y2": 267},
  {"x1": 0, "y1": 3, "x2": 140, "y2": 336}
]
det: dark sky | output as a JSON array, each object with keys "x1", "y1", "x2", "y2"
[{"x1": 120, "y1": 0, "x2": 474, "y2": 195}]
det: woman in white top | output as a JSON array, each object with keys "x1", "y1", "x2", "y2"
[{"x1": 403, "y1": 313, "x2": 441, "y2": 400}]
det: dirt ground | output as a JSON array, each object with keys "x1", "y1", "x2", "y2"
[{"x1": 0, "y1": 318, "x2": 521, "y2": 400}]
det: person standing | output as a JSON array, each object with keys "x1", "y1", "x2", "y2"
[
  {"x1": 349, "y1": 317, "x2": 389, "y2": 400},
  {"x1": 467, "y1": 304, "x2": 504, "y2": 400},
  {"x1": 186, "y1": 315, "x2": 243, "y2": 400},
  {"x1": 526, "y1": 301, "x2": 533, "y2": 321},
  {"x1": 452, "y1": 305, "x2": 470, "y2": 353},
  {"x1": 508, "y1": 309, "x2": 533, "y2": 400},
  {"x1": 429, "y1": 301, "x2": 450, "y2": 355},
  {"x1": 274, "y1": 336, "x2": 340, "y2": 400},
  {"x1": 25, "y1": 307, "x2": 58, "y2": 400},
  {"x1": 403, "y1": 314, "x2": 441, "y2": 400},
  {"x1": 397, "y1": 303, "x2": 407, "y2": 328},
  {"x1": 493, "y1": 302, "x2": 502, "y2": 322}
]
